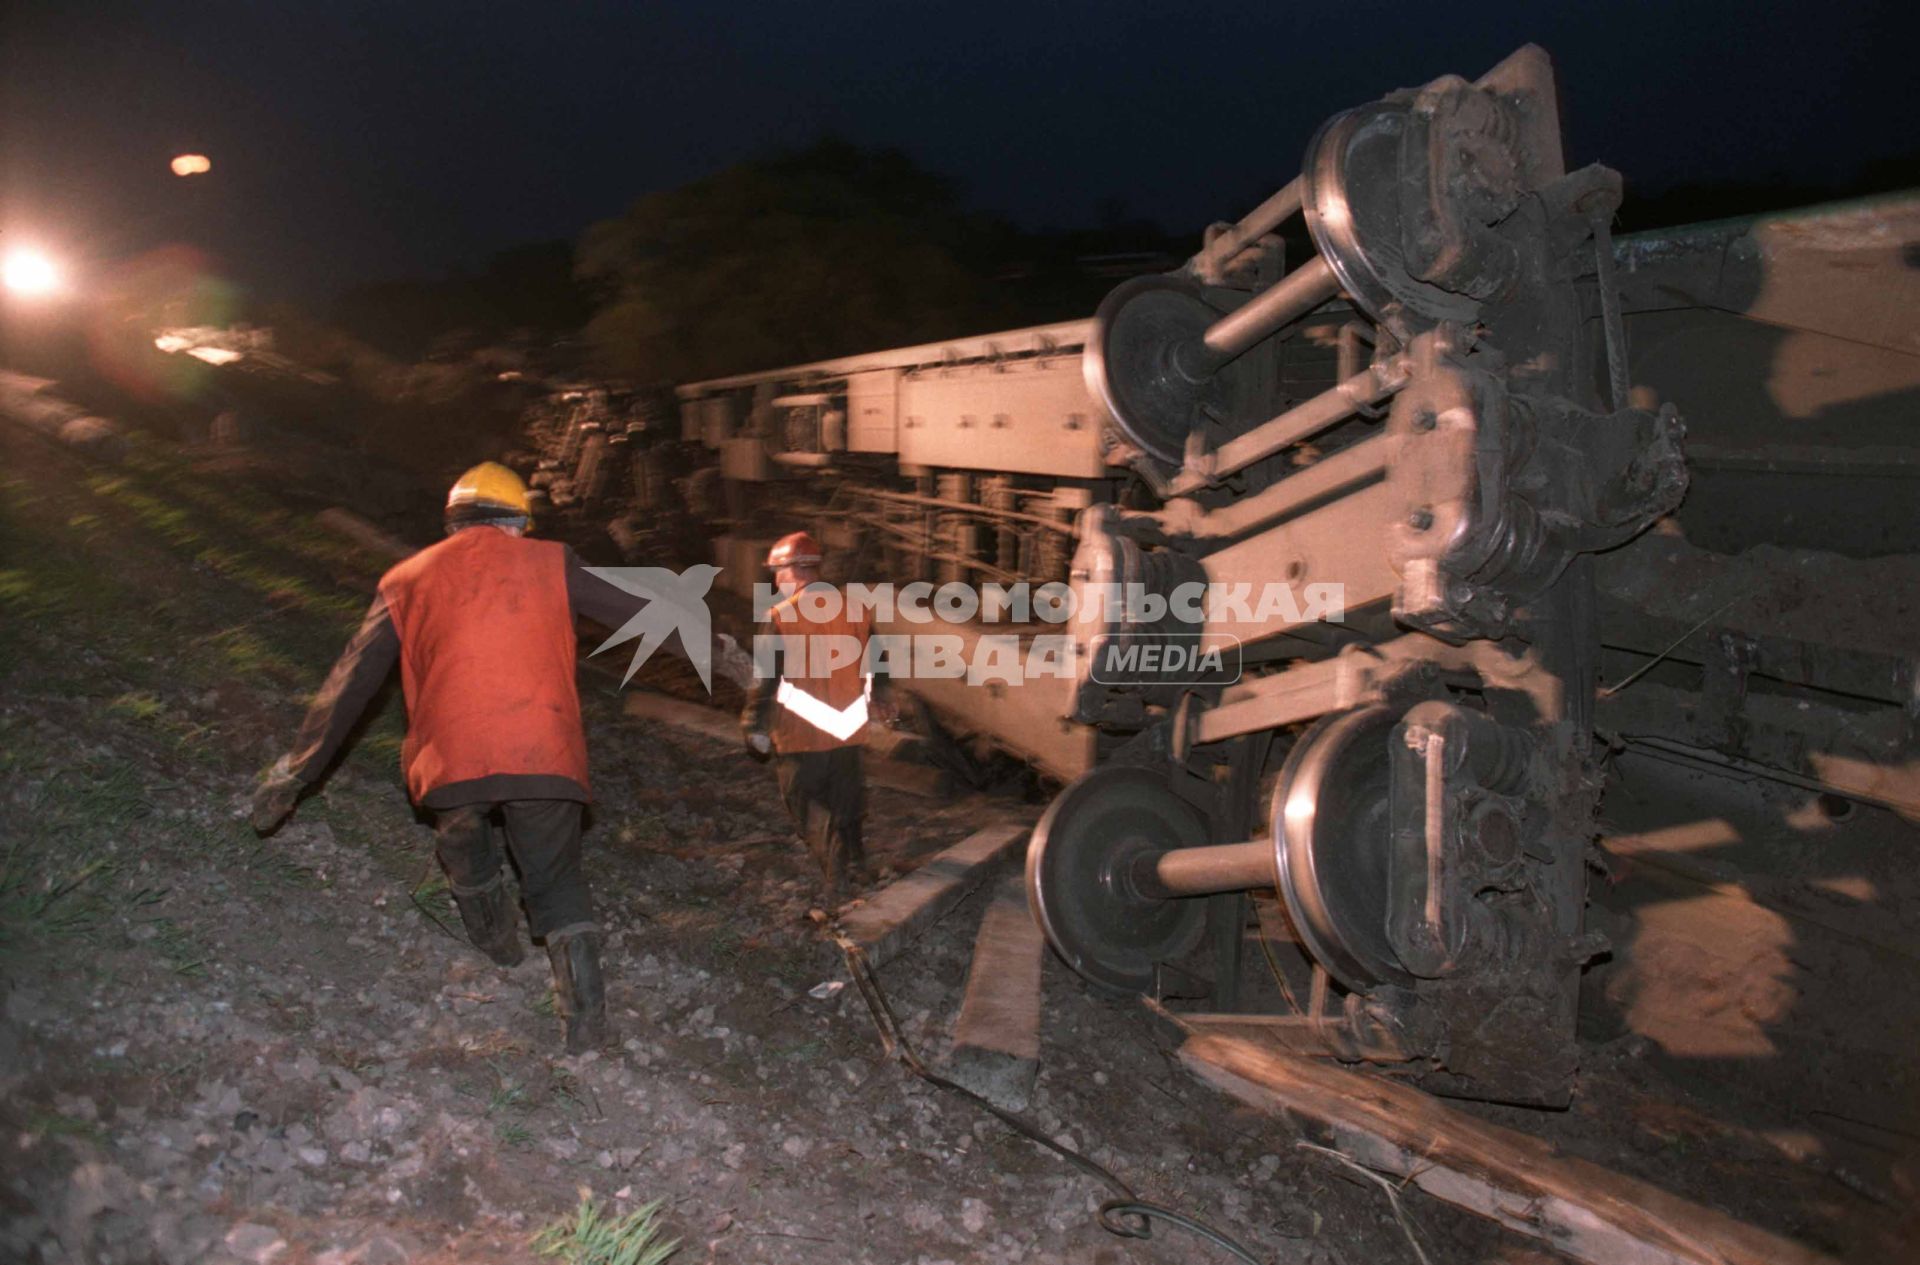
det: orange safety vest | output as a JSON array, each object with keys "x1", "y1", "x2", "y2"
[
  {"x1": 377, "y1": 528, "x2": 590, "y2": 801},
  {"x1": 767, "y1": 583, "x2": 873, "y2": 755}
]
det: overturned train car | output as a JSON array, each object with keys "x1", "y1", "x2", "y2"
[{"x1": 530, "y1": 46, "x2": 1919, "y2": 1105}]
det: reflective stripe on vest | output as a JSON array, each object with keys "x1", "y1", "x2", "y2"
[{"x1": 775, "y1": 677, "x2": 870, "y2": 741}]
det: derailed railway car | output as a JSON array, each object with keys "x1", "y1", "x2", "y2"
[
  {"x1": 520, "y1": 46, "x2": 1920, "y2": 1105},
  {"x1": 674, "y1": 316, "x2": 1102, "y2": 595}
]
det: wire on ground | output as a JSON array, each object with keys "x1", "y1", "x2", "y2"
[{"x1": 825, "y1": 923, "x2": 1267, "y2": 1264}]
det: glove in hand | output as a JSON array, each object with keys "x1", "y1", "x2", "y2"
[
  {"x1": 250, "y1": 755, "x2": 304, "y2": 835},
  {"x1": 716, "y1": 633, "x2": 756, "y2": 691}
]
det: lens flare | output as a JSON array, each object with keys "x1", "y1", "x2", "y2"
[{"x1": 88, "y1": 245, "x2": 239, "y2": 401}]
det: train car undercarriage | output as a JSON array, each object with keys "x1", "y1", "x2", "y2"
[{"x1": 513, "y1": 46, "x2": 1919, "y2": 1109}]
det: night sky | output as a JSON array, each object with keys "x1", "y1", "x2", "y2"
[{"x1": 3, "y1": 0, "x2": 1910, "y2": 303}]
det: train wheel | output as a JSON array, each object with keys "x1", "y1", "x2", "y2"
[
  {"x1": 1271, "y1": 707, "x2": 1415, "y2": 994},
  {"x1": 1026, "y1": 765, "x2": 1210, "y2": 995}
]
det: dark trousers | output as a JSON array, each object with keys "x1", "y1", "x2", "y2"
[
  {"x1": 433, "y1": 800, "x2": 592, "y2": 938},
  {"x1": 775, "y1": 746, "x2": 867, "y2": 887}
]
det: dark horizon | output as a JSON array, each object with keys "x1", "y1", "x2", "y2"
[{"x1": 3, "y1": 1, "x2": 1913, "y2": 304}]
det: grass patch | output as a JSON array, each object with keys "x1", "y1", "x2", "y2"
[
  {"x1": 25, "y1": 1111, "x2": 108, "y2": 1145},
  {"x1": 145, "y1": 917, "x2": 210, "y2": 977},
  {"x1": 546, "y1": 1066, "x2": 597, "y2": 1119},
  {"x1": 351, "y1": 730, "x2": 406, "y2": 772},
  {"x1": 0, "y1": 764, "x2": 161, "y2": 950},
  {"x1": 0, "y1": 850, "x2": 119, "y2": 947},
  {"x1": 237, "y1": 832, "x2": 324, "y2": 892},
  {"x1": 702, "y1": 923, "x2": 746, "y2": 970},
  {"x1": 207, "y1": 626, "x2": 308, "y2": 687},
  {"x1": 0, "y1": 568, "x2": 39, "y2": 609},
  {"x1": 410, "y1": 870, "x2": 450, "y2": 907},
  {"x1": 488, "y1": 1079, "x2": 530, "y2": 1116},
  {"x1": 108, "y1": 691, "x2": 167, "y2": 724},
  {"x1": 476, "y1": 1065, "x2": 539, "y2": 1151},
  {"x1": 533, "y1": 1194, "x2": 678, "y2": 1265},
  {"x1": 3, "y1": 447, "x2": 382, "y2": 716},
  {"x1": 770, "y1": 1038, "x2": 824, "y2": 1063}
]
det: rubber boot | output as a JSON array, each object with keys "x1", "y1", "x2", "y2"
[
  {"x1": 546, "y1": 927, "x2": 610, "y2": 1054},
  {"x1": 840, "y1": 821, "x2": 876, "y2": 891},
  {"x1": 450, "y1": 874, "x2": 525, "y2": 967},
  {"x1": 816, "y1": 838, "x2": 850, "y2": 909},
  {"x1": 803, "y1": 810, "x2": 846, "y2": 908}
]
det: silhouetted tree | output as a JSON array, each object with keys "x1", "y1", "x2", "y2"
[
  {"x1": 576, "y1": 140, "x2": 997, "y2": 381},
  {"x1": 333, "y1": 240, "x2": 590, "y2": 359}
]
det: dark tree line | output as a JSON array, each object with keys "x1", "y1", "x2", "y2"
[
  {"x1": 331, "y1": 241, "x2": 594, "y2": 362},
  {"x1": 330, "y1": 140, "x2": 1184, "y2": 377},
  {"x1": 328, "y1": 142, "x2": 1920, "y2": 379}
]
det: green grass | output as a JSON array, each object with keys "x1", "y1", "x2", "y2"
[
  {"x1": 533, "y1": 1195, "x2": 678, "y2": 1265},
  {"x1": 236, "y1": 831, "x2": 324, "y2": 893},
  {"x1": 488, "y1": 1080, "x2": 530, "y2": 1116},
  {"x1": 146, "y1": 917, "x2": 210, "y2": 977},
  {"x1": 204, "y1": 625, "x2": 309, "y2": 687},
  {"x1": 545, "y1": 1067, "x2": 594, "y2": 1119},
  {"x1": 408, "y1": 871, "x2": 452, "y2": 924},
  {"x1": 702, "y1": 924, "x2": 746, "y2": 967},
  {"x1": 770, "y1": 1038, "x2": 824, "y2": 1063},
  {"x1": 0, "y1": 752, "x2": 294, "y2": 962},
  {"x1": 24, "y1": 1110, "x2": 108, "y2": 1145},
  {"x1": 0, "y1": 850, "x2": 119, "y2": 946},
  {"x1": 482, "y1": 1066, "x2": 539, "y2": 1150},
  {"x1": 4, "y1": 437, "x2": 412, "y2": 793},
  {"x1": 108, "y1": 691, "x2": 168, "y2": 724},
  {"x1": 0, "y1": 764, "x2": 158, "y2": 949},
  {"x1": 4, "y1": 447, "x2": 384, "y2": 715},
  {"x1": 0, "y1": 441, "x2": 425, "y2": 985}
]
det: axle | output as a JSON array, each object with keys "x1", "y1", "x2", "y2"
[
  {"x1": 1194, "y1": 176, "x2": 1304, "y2": 278},
  {"x1": 1128, "y1": 839, "x2": 1274, "y2": 899}
]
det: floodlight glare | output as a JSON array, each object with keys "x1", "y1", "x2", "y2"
[{"x1": 2, "y1": 248, "x2": 62, "y2": 297}]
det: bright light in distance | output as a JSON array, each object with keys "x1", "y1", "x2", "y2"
[
  {"x1": 2, "y1": 248, "x2": 62, "y2": 297},
  {"x1": 171, "y1": 153, "x2": 212, "y2": 177}
]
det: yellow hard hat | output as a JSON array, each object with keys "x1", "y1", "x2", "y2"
[{"x1": 446, "y1": 462, "x2": 531, "y2": 525}]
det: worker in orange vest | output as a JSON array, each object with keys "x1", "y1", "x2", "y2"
[
  {"x1": 740, "y1": 531, "x2": 891, "y2": 904},
  {"x1": 249, "y1": 462, "x2": 722, "y2": 1052}
]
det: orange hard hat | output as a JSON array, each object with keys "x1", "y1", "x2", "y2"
[{"x1": 767, "y1": 531, "x2": 823, "y2": 569}]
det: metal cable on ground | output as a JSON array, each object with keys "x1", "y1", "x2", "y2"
[
  {"x1": 825, "y1": 926, "x2": 1267, "y2": 1265},
  {"x1": 1251, "y1": 895, "x2": 1305, "y2": 1017}
]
